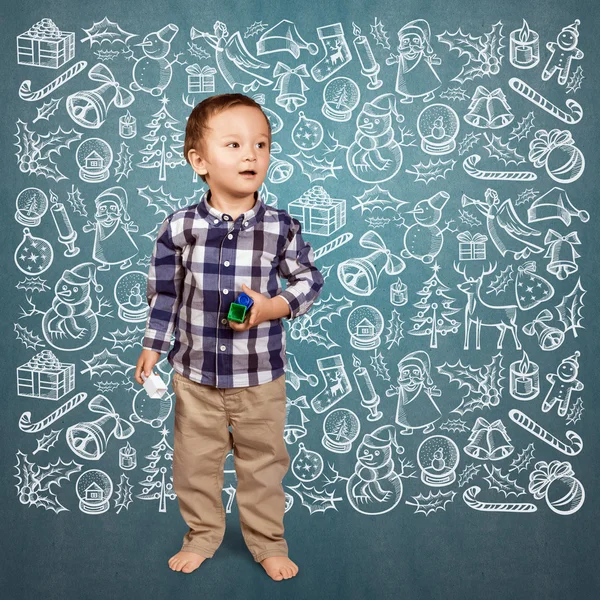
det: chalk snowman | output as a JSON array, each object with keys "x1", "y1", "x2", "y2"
[
  {"x1": 130, "y1": 24, "x2": 184, "y2": 96},
  {"x1": 400, "y1": 191, "x2": 456, "y2": 263},
  {"x1": 346, "y1": 93, "x2": 406, "y2": 183},
  {"x1": 346, "y1": 425, "x2": 404, "y2": 515},
  {"x1": 42, "y1": 263, "x2": 104, "y2": 351}
]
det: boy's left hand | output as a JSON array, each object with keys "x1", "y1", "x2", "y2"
[{"x1": 228, "y1": 283, "x2": 274, "y2": 331}]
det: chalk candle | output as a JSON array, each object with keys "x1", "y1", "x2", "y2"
[
  {"x1": 49, "y1": 191, "x2": 80, "y2": 257},
  {"x1": 390, "y1": 278, "x2": 408, "y2": 306},
  {"x1": 352, "y1": 22, "x2": 382, "y2": 90},
  {"x1": 351, "y1": 354, "x2": 383, "y2": 421},
  {"x1": 119, "y1": 109, "x2": 136, "y2": 138},
  {"x1": 510, "y1": 20, "x2": 539, "y2": 69},
  {"x1": 510, "y1": 351, "x2": 539, "y2": 401}
]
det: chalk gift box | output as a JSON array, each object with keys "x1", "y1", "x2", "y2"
[
  {"x1": 288, "y1": 186, "x2": 345, "y2": 236},
  {"x1": 186, "y1": 64, "x2": 217, "y2": 93},
  {"x1": 457, "y1": 231, "x2": 488, "y2": 260},
  {"x1": 17, "y1": 18, "x2": 75, "y2": 69},
  {"x1": 17, "y1": 349, "x2": 75, "y2": 400}
]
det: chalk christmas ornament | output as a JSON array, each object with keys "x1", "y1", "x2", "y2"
[
  {"x1": 114, "y1": 271, "x2": 148, "y2": 322},
  {"x1": 322, "y1": 77, "x2": 360, "y2": 122},
  {"x1": 15, "y1": 188, "x2": 48, "y2": 226},
  {"x1": 464, "y1": 418, "x2": 514, "y2": 461},
  {"x1": 291, "y1": 443, "x2": 324, "y2": 482},
  {"x1": 67, "y1": 394, "x2": 134, "y2": 461},
  {"x1": 529, "y1": 460, "x2": 585, "y2": 515},
  {"x1": 322, "y1": 409, "x2": 360, "y2": 453},
  {"x1": 14, "y1": 228, "x2": 53, "y2": 275},
  {"x1": 272, "y1": 63, "x2": 311, "y2": 113},
  {"x1": 66, "y1": 63, "x2": 134, "y2": 129},
  {"x1": 417, "y1": 435, "x2": 460, "y2": 486},
  {"x1": 529, "y1": 129, "x2": 585, "y2": 184},
  {"x1": 291, "y1": 111, "x2": 323, "y2": 150},
  {"x1": 76, "y1": 138, "x2": 113, "y2": 183},
  {"x1": 337, "y1": 230, "x2": 405, "y2": 296},
  {"x1": 75, "y1": 469, "x2": 113, "y2": 514},
  {"x1": 464, "y1": 86, "x2": 514, "y2": 129},
  {"x1": 522, "y1": 308, "x2": 564, "y2": 351},
  {"x1": 284, "y1": 396, "x2": 310, "y2": 445},
  {"x1": 544, "y1": 230, "x2": 580, "y2": 280},
  {"x1": 417, "y1": 104, "x2": 460, "y2": 154}
]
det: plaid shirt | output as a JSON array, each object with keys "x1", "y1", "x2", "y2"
[{"x1": 143, "y1": 189, "x2": 324, "y2": 388}]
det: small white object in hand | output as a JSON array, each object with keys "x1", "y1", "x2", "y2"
[{"x1": 142, "y1": 372, "x2": 168, "y2": 398}]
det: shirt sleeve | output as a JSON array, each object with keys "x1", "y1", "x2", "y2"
[
  {"x1": 277, "y1": 216, "x2": 325, "y2": 320},
  {"x1": 142, "y1": 215, "x2": 185, "y2": 353}
]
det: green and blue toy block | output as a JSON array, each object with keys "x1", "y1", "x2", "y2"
[{"x1": 227, "y1": 292, "x2": 254, "y2": 323}]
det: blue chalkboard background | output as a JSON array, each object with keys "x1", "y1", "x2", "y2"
[{"x1": 1, "y1": 0, "x2": 599, "y2": 598}]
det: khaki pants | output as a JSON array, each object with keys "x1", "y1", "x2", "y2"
[{"x1": 171, "y1": 371, "x2": 290, "y2": 562}]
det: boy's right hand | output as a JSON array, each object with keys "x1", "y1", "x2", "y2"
[{"x1": 134, "y1": 349, "x2": 161, "y2": 385}]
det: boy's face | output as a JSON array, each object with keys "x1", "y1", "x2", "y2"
[{"x1": 188, "y1": 105, "x2": 270, "y2": 198}]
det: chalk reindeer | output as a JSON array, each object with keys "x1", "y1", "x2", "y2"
[{"x1": 454, "y1": 262, "x2": 522, "y2": 351}]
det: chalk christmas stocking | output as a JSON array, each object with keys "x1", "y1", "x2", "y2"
[{"x1": 310, "y1": 23, "x2": 352, "y2": 82}]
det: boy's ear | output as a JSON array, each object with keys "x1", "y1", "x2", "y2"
[{"x1": 187, "y1": 148, "x2": 208, "y2": 175}]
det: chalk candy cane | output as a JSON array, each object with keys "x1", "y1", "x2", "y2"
[
  {"x1": 18, "y1": 392, "x2": 88, "y2": 433},
  {"x1": 463, "y1": 154, "x2": 537, "y2": 181},
  {"x1": 313, "y1": 232, "x2": 353, "y2": 260},
  {"x1": 508, "y1": 409, "x2": 583, "y2": 456},
  {"x1": 463, "y1": 486, "x2": 537, "y2": 512},
  {"x1": 19, "y1": 60, "x2": 88, "y2": 101},
  {"x1": 509, "y1": 77, "x2": 583, "y2": 125}
]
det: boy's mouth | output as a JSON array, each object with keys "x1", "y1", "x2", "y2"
[{"x1": 239, "y1": 170, "x2": 257, "y2": 177}]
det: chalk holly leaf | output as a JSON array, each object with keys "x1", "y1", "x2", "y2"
[
  {"x1": 81, "y1": 348, "x2": 135, "y2": 378},
  {"x1": 555, "y1": 278, "x2": 586, "y2": 337},
  {"x1": 483, "y1": 465, "x2": 525, "y2": 497},
  {"x1": 288, "y1": 482, "x2": 344, "y2": 514},
  {"x1": 406, "y1": 159, "x2": 456, "y2": 184},
  {"x1": 81, "y1": 17, "x2": 137, "y2": 46},
  {"x1": 14, "y1": 451, "x2": 83, "y2": 513},
  {"x1": 406, "y1": 490, "x2": 456, "y2": 515}
]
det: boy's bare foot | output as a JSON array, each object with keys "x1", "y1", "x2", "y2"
[
  {"x1": 168, "y1": 551, "x2": 208, "y2": 573},
  {"x1": 260, "y1": 556, "x2": 299, "y2": 581}
]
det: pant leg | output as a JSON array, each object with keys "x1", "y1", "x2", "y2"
[
  {"x1": 171, "y1": 372, "x2": 233, "y2": 558},
  {"x1": 226, "y1": 374, "x2": 290, "y2": 562}
]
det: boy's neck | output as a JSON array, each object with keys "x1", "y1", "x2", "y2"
[{"x1": 207, "y1": 189, "x2": 257, "y2": 220}]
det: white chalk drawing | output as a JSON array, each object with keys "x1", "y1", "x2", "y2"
[
  {"x1": 541, "y1": 20, "x2": 583, "y2": 86},
  {"x1": 386, "y1": 20, "x2": 441, "y2": 103},
  {"x1": 10, "y1": 16, "x2": 590, "y2": 523},
  {"x1": 509, "y1": 20, "x2": 540, "y2": 69}
]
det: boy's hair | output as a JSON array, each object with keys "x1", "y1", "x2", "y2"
[{"x1": 184, "y1": 93, "x2": 272, "y2": 183}]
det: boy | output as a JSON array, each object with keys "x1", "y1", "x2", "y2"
[{"x1": 134, "y1": 93, "x2": 324, "y2": 581}]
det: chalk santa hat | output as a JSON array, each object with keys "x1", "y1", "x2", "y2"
[
  {"x1": 363, "y1": 93, "x2": 404, "y2": 123},
  {"x1": 94, "y1": 186, "x2": 131, "y2": 221},
  {"x1": 256, "y1": 19, "x2": 318, "y2": 59},
  {"x1": 363, "y1": 425, "x2": 404, "y2": 454},
  {"x1": 61, "y1": 262, "x2": 103, "y2": 293},
  {"x1": 561, "y1": 19, "x2": 580, "y2": 40}
]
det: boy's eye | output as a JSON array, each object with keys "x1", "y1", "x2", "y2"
[{"x1": 227, "y1": 142, "x2": 266, "y2": 148}]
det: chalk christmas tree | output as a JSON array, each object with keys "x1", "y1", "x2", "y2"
[
  {"x1": 137, "y1": 427, "x2": 176, "y2": 512},
  {"x1": 137, "y1": 95, "x2": 186, "y2": 181},
  {"x1": 409, "y1": 262, "x2": 461, "y2": 348}
]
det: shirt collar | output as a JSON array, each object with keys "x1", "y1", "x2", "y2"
[{"x1": 197, "y1": 189, "x2": 265, "y2": 229}]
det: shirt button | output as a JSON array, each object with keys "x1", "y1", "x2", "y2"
[
  {"x1": 224, "y1": 215, "x2": 229, "y2": 220},
  {"x1": 224, "y1": 260, "x2": 230, "y2": 267},
  {"x1": 223, "y1": 289, "x2": 229, "y2": 294},
  {"x1": 244, "y1": 221, "x2": 249, "y2": 227},
  {"x1": 228, "y1": 234, "x2": 233, "y2": 240},
  {"x1": 213, "y1": 218, "x2": 219, "y2": 224},
  {"x1": 220, "y1": 345, "x2": 226, "y2": 351},
  {"x1": 221, "y1": 318, "x2": 227, "y2": 324}
]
